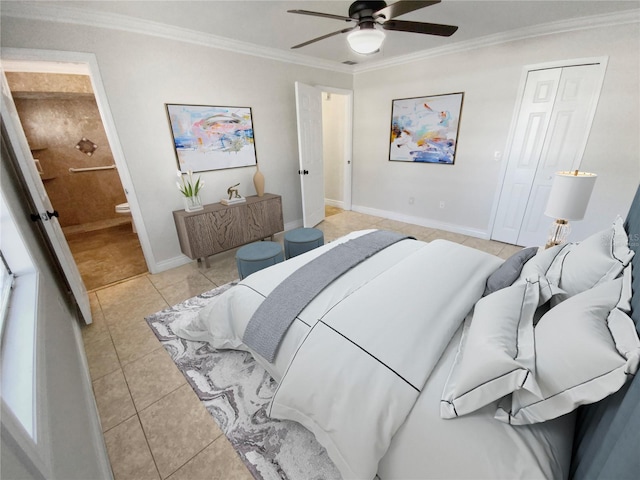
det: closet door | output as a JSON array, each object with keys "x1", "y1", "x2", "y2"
[
  {"x1": 491, "y1": 68, "x2": 561, "y2": 245},
  {"x1": 492, "y1": 62, "x2": 605, "y2": 246}
]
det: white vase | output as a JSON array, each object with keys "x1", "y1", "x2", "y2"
[{"x1": 184, "y1": 194, "x2": 203, "y2": 212}]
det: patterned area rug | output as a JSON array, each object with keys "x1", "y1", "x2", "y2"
[{"x1": 145, "y1": 282, "x2": 341, "y2": 480}]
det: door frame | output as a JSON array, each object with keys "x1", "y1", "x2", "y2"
[
  {"x1": 488, "y1": 56, "x2": 608, "y2": 241},
  {"x1": 1, "y1": 47, "x2": 156, "y2": 272},
  {"x1": 317, "y1": 85, "x2": 354, "y2": 211}
]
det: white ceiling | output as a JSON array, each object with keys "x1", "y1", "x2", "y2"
[{"x1": 4, "y1": 1, "x2": 640, "y2": 69}]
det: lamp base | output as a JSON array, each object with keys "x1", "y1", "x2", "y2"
[{"x1": 545, "y1": 219, "x2": 571, "y2": 249}]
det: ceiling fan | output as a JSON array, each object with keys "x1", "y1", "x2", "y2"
[{"x1": 288, "y1": 0, "x2": 458, "y2": 55}]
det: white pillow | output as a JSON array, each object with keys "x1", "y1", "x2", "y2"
[
  {"x1": 617, "y1": 263, "x2": 632, "y2": 313},
  {"x1": 517, "y1": 243, "x2": 571, "y2": 287},
  {"x1": 495, "y1": 278, "x2": 640, "y2": 425},
  {"x1": 559, "y1": 216, "x2": 634, "y2": 297},
  {"x1": 440, "y1": 278, "x2": 544, "y2": 419}
]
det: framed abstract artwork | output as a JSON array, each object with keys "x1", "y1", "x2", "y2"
[
  {"x1": 389, "y1": 92, "x2": 464, "y2": 165},
  {"x1": 166, "y1": 104, "x2": 257, "y2": 173}
]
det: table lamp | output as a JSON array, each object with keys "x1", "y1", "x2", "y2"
[{"x1": 544, "y1": 170, "x2": 597, "y2": 249}]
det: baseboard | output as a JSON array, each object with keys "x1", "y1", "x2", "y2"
[
  {"x1": 324, "y1": 198, "x2": 344, "y2": 209},
  {"x1": 153, "y1": 254, "x2": 193, "y2": 273},
  {"x1": 285, "y1": 219, "x2": 303, "y2": 231},
  {"x1": 350, "y1": 204, "x2": 490, "y2": 240}
]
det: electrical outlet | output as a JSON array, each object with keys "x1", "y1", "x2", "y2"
[
  {"x1": 439, "y1": 200, "x2": 445, "y2": 209},
  {"x1": 408, "y1": 196, "x2": 415, "y2": 205}
]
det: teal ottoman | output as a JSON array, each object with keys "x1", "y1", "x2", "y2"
[
  {"x1": 284, "y1": 228, "x2": 324, "y2": 259},
  {"x1": 236, "y1": 241, "x2": 284, "y2": 279}
]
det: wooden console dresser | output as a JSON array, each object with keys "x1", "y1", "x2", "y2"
[{"x1": 173, "y1": 193, "x2": 284, "y2": 268}]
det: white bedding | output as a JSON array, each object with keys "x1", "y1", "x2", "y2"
[{"x1": 172, "y1": 230, "x2": 575, "y2": 479}]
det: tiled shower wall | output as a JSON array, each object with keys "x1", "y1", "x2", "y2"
[{"x1": 7, "y1": 72, "x2": 127, "y2": 227}]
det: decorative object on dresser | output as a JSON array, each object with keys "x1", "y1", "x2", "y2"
[
  {"x1": 166, "y1": 104, "x2": 257, "y2": 173},
  {"x1": 173, "y1": 193, "x2": 284, "y2": 268},
  {"x1": 253, "y1": 163, "x2": 265, "y2": 197},
  {"x1": 221, "y1": 182, "x2": 246, "y2": 205},
  {"x1": 544, "y1": 170, "x2": 597, "y2": 248},
  {"x1": 176, "y1": 169, "x2": 204, "y2": 212}
]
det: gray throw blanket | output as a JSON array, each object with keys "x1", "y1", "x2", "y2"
[{"x1": 243, "y1": 230, "x2": 413, "y2": 362}]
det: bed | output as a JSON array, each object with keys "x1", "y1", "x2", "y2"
[{"x1": 173, "y1": 186, "x2": 640, "y2": 480}]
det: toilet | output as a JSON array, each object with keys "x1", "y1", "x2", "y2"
[{"x1": 115, "y1": 202, "x2": 136, "y2": 233}]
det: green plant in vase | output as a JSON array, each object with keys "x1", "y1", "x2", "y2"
[{"x1": 177, "y1": 170, "x2": 204, "y2": 212}]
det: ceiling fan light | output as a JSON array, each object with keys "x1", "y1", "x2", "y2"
[{"x1": 347, "y1": 28, "x2": 385, "y2": 55}]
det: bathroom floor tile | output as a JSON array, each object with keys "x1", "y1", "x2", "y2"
[
  {"x1": 462, "y1": 236, "x2": 506, "y2": 255},
  {"x1": 147, "y1": 263, "x2": 203, "y2": 291},
  {"x1": 123, "y1": 348, "x2": 186, "y2": 411},
  {"x1": 397, "y1": 223, "x2": 437, "y2": 241},
  {"x1": 109, "y1": 319, "x2": 164, "y2": 366},
  {"x1": 426, "y1": 228, "x2": 469, "y2": 244},
  {"x1": 154, "y1": 273, "x2": 215, "y2": 306},
  {"x1": 104, "y1": 415, "x2": 160, "y2": 480},
  {"x1": 67, "y1": 223, "x2": 147, "y2": 290},
  {"x1": 376, "y1": 218, "x2": 411, "y2": 232},
  {"x1": 84, "y1": 334, "x2": 121, "y2": 381},
  {"x1": 97, "y1": 276, "x2": 168, "y2": 327},
  {"x1": 139, "y1": 384, "x2": 223, "y2": 478},
  {"x1": 497, "y1": 243, "x2": 525, "y2": 259},
  {"x1": 82, "y1": 293, "x2": 111, "y2": 346},
  {"x1": 93, "y1": 368, "x2": 136, "y2": 431},
  {"x1": 167, "y1": 436, "x2": 252, "y2": 480},
  {"x1": 201, "y1": 250, "x2": 241, "y2": 286}
]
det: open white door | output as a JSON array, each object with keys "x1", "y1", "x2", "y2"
[
  {"x1": 1, "y1": 70, "x2": 92, "y2": 324},
  {"x1": 295, "y1": 81, "x2": 325, "y2": 227}
]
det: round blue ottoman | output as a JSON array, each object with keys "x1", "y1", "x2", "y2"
[
  {"x1": 236, "y1": 241, "x2": 284, "y2": 279},
  {"x1": 284, "y1": 227, "x2": 324, "y2": 259}
]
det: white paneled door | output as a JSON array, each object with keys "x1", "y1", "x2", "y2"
[
  {"x1": 0, "y1": 70, "x2": 92, "y2": 324},
  {"x1": 492, "y1": 61, "x2": 606, "y2": 246},
  {"x1": 295, "y1": 81, "x2": 325, "y2": 227}
]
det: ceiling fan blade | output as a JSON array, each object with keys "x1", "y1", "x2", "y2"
[
  {"x1": 291, "y1": 27, "x2": 357, "y2": 49},
  {"x1": 375, "y1": 1, "x2": 441, "y2": 21},
  {"x1": 382, "y1": 19, "x2": 458, "y2": 37},
  {"x1": 287, "y1": 9, "x2": 355, "y2": 23}
]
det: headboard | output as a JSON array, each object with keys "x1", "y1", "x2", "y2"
[{"x1": 570, "y1": 185, "x2": 640, "y2": 479}]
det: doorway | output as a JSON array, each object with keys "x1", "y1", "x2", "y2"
[
  {"x1": 295, "y1": 82, "x2": 353, "y2": 227},
  {"x1": 3, "y1": 61, "x2": 147, "y2": 290},
  {"x1": 322, "y1": 89, "x2": 352, "y2": 216}
]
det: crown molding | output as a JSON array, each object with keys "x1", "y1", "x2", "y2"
[
  {"x1": 354, "y1": 9, "x2": 640, "y2": 74},
  {"x1": 2, "y1": 3, "x2": 638, "y2": 76},
  {"x1": 0, "y1": 2, "x2": 354, "y2": 74}
]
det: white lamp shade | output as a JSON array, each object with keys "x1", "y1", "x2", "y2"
[
  {"x1": 544, "y1": 171, "x2": 597, "y2": 221},
  {"x1": 347, "y1": 28, "x2": 385, "y2": 55}
]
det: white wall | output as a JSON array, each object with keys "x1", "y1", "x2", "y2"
[
  {"x1": 1, "y1": 134, "x2": 111, "y2": 479},
  {"x1": 322, "y1": 92, "x2": 347, "y2": 206},
  {"x1": 0, "y1": 17, "x2": 353, "y2": 270},
  {"x1": 352, "y1": 23, "x2": 640, "y2": 241},
  {"x1": 2, "y1": 15, "x2": 638, "y2": 264}
]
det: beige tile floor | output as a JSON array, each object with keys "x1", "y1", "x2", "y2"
[{"x1": 82, "y1": 210, "x2": 520, "y2": 479}]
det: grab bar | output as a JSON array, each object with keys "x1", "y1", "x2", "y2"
[{"x1": 69, "y1": 164, "x2": 116, "y2": 173}]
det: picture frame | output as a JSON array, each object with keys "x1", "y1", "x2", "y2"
[
  {"x1": 389, "y1": 92, "x2": 464, "y2": 165},
  {"x1": 166, "y1": 104, "x2": 257, "y2": 173}
]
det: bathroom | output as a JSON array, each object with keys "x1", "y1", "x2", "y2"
[{"x1": 5, "y1": 70, "x2": 147, "y2": 290}]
